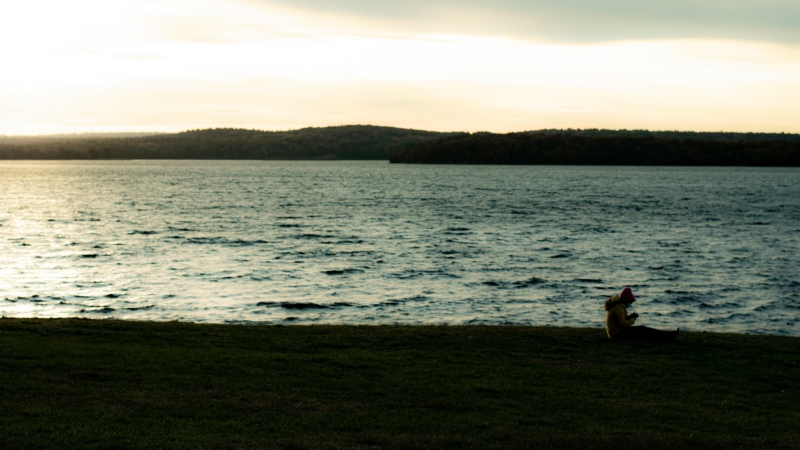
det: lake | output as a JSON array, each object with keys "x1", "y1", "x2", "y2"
[{"x1": 1, "y1": 161, "x2": 798, "y2": 335}]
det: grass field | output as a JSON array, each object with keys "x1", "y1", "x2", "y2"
[{"x1": 1, "y1": 319, "x2": 798, "y2": 449}]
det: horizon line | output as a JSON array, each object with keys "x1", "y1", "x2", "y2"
[{"x1": 3, "y1": 125, "x2": 800, "y2": 139}]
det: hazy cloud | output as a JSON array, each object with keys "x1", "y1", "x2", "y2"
[
  {"x1": 256, "y1": 0, "x2": 800, "y2": 43},
  {"x1": 113, "y1": 54, "x2": 165, "y2": 61},
  {"x1": 3, "y1": 0, "x2": 799, "y2": 134}
]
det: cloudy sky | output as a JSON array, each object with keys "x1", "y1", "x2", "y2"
[{"x1": 2, "y1": 0, "x2": 799, "y2": 135}]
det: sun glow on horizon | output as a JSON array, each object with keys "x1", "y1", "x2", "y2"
[{"x1": 1, "y1": 0, "x2": 799, "y2": 135}]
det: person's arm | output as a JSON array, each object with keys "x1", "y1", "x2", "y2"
[{"x1": 613, "y1": 306, "x2": 636, "y2": 328}]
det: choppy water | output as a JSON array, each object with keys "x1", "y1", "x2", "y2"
[{"x1": 1, "y1": 161, "x2": 798, "y2": 335}]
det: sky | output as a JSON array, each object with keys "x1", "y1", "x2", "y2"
[{"x1": 1, "y1": 0, "x2": 799, "y2": 135}]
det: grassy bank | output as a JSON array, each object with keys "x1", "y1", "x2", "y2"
[{"x1": 1, "y1": 319, "x2": 798, "y2": 449}]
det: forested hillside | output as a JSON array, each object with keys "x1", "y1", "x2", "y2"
[
  {"x1": 513, "y1": 129, "x2": 800, "y2": 142},
  {"x1": 4, "y1": 126, "x2": 799, "y2": 164},
  {"x1": 390, "y1": 131, "x2": 800, "y2": 166},
  {"x1": 0, "y1": 126, "x2": 451, "y2": 160}
]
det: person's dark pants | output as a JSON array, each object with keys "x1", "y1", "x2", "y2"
[{"x1": 615, "y1": 326, "x2": 677, "y2": 341}]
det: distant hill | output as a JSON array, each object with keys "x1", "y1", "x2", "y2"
[
  {"x1": 0, "y1": 126, "x2": 453, "y2": 160},
  {"x1": 4, "y1": 126, "x2": 799, "y2": 164},
  {"x1": 390, "y1": 130, "x2": 800, "y2": 166}
]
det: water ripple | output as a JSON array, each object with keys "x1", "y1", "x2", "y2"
[{"x1": 1, "y1": 161, "x2": 799, "y2": 335}]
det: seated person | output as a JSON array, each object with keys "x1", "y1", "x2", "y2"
[{"x1": 605, "y1": 287, "x2": 679, "y2": 341}]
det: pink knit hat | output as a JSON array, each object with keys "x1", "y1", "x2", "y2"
[{"x1": 620, "y1": 287, "x2": 636, "y2": 303}]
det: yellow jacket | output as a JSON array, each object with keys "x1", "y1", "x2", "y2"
[{"x1": 605, "y1": 295, "x2": 636, "y2": 338}]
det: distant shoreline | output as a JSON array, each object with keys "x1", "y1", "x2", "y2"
[
  {"x1": 2, "y1": 125, "x2": 799, "y2": 165},
  {"x1": 0, "y1": 125, "x2": 452, "y2": 161},
  {"x1": 391, "y1": 132, "x2": 800, "y2": 166}
]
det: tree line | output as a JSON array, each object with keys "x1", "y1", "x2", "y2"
[
  {"x1": 4, "y1": 126, "x2": 799, "y2": 165},
  {"x1": 0, "y1": 126, "x2": 452, "y2": 160},
  {"x1": 390, "y1": 131, "x2": 800, "y2": 166}
]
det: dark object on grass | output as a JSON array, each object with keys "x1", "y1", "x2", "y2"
[
  {"x1": 616, "y1": 326, "x2": 680, "y2": 341},
  {"x1": 605, "y1": 287, "x2": 679, "y2": 340}
]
